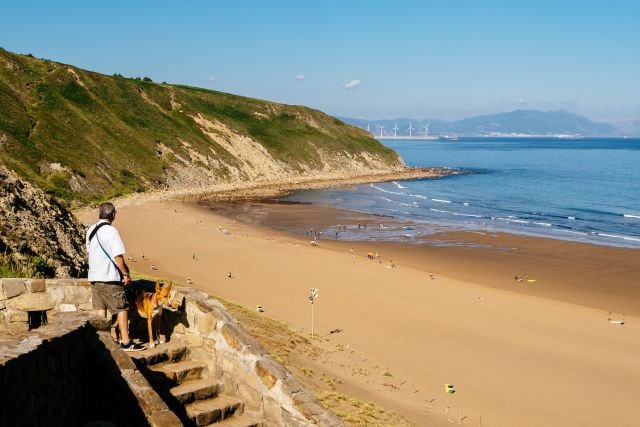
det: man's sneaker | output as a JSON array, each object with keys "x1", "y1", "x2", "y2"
[{"x1": 120, "y1": 341, "x2": 145, "y2": 352}]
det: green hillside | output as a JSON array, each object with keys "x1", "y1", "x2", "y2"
[{"x1": 0, "y1": 49, "x2": 401, "y2": 204}]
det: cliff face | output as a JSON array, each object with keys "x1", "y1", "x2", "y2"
[
  {"x1": 0, "y1": 49, "x2": 404, "y2": 204},
  {"x1": 0, "y1": 165, "x2": 87, "y2": 277}
]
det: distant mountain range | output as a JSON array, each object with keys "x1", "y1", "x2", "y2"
[{"x1": 338, "y1": 110, "x2": 640, "y2": 138}]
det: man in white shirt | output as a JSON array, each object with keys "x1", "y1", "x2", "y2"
[{"x1": 87, "y1": 202, "x2": 143, "y2": 351}]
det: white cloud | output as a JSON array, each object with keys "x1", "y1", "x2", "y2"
[
  {"x1": 342, "y1": 79, "x2": 361, "y2": 90},
  {"x1": 206, "y1": 76, "x2": 215, "y2": 83},
  {"x1": 295, "y1": 74, "x2": 305, "y2": 81}
]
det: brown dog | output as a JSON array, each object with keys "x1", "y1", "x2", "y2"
[{"x1": 135, "y1": 282, "x2": 173, "y2": 349}]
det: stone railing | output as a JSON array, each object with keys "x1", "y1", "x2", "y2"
[
  {"x1": 0, "y1": 278, "x2": 181, "y2": 426},
  {"x1": 0, "y1": 278, "x2": 342, "y2": 426},
  {"x1": 0, "y1": 278, "x2": 93, "y2": 335},
  {"x1": 170, "y1": 284, "x2": 342, "y2": 426}
]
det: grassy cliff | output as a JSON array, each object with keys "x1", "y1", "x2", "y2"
[{"x1": 0, "y1": 49, "x2": 402, "y2": 204}]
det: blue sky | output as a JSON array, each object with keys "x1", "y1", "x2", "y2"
[{"x1": 1, "y1": 1, "x2": 639, "y2": 121}]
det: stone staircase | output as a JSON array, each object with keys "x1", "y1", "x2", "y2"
[{"x1": 130, "y1": 341, "x2": 262, "y2": 427}]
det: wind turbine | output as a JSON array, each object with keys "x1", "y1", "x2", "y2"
[
  {"x1": 392, "y1": 123, "x2": 399, "y2": 139},
  {"x1": 408, "y1": 122, "x2": 415, "y2": 140},
  {"x1": 424, "y1": 123, "x2": 431, "y2": 139},
  {"x1": 378, "y1": 124, "x2": 386, "y2": 137}
]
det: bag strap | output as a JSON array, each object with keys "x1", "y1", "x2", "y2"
[{"x1": 89, "y1": 221, "x2": 110, "y2": 242}]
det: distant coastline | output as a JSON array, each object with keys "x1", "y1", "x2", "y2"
[
  {"x1": 339, "y1": 109, "x2": 640, "y2": 139},
  {"x1": 374, "y1": 135, "x2": 640, "y2": 140}
]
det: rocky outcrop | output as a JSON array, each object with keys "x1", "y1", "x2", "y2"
[{"x1": 0, "y1": 165, "x2": 87, "y2": 277}]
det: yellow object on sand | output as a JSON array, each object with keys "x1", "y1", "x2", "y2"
[{"x1": 527, "y1": 279, "x2": 537, "y2": 282}]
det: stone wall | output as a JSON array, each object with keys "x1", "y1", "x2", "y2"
[
  {"x1": 0, "y1": 310, "x2": 180, "y2": 426},
  {"x1": 0, "y1": 278, "x2": 92, "y2": 335},
  {"x1": 169, "y1": 285, "x2": 342, "y2": 427},
  {"x1": 0, "y1": 278, "x2": 342, "y2": 426}
]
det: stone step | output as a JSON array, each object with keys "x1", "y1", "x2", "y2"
[
  {"x1": 129, "y1": 341, "x2": 188, "y2": 367},
  {"x1": 148, "y1": 360, "x2": 208, "y2": 386},
  {"x1": 186, "y1": 395, "x2": 243, "y2": 426},
  {"x1": 207, "y1": 414, "x2": 262, "y2": 427},
  {"x1": 170, "y1": 378, "x2": 221, "y2": 404}
]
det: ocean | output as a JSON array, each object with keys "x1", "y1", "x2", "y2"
[{"x1": 281, "y1": 138, "x2": 640, "y2": 248}]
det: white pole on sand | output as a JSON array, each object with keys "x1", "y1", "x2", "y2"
[
  {"x1": 311, "y1": 302, "x2": 314, "y2": 338},
  {"x1": 309, "y1": 287, "x2": 319, "y2": 339}
]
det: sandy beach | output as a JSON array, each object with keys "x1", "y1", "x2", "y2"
[{"x1": 79, "y1": 199, "x2": 640, "y2": 426}]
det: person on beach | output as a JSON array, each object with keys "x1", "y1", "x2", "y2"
[{"x1": 86, "y1": 202, "x2": 144, "y2": 352}]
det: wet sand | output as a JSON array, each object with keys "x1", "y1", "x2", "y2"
[
  {"x1": 81, "y1": 199, "x2": 640, "y2": 426},
  {"x1": 203, "y1": 200, "x2": 640, "y2": 316}
]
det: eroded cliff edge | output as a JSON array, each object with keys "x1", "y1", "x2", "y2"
[{"x1": 0, "y1": 49, "x2": 404, "y2": 204}]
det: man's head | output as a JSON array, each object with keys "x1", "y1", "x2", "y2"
[{"x1": 98, "y1": 202, "x2": 117, "y2": 222}]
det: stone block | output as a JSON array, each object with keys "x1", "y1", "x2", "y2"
[
  {"x1": 63, "y1": 286, "x2": 91, "y2": 304},
  {"x1": 294, "y1": 401, "x2": 325, "y2": 422},
  {"x1": 4, "y1": 309, "x2": 28, "y2": 323},
  {"x1": 7, "y1": 292, "x2": 53, "y2": 311},
  {"x1": 59, "y1": 303, "x2": 77, "y2": 312},
  {"x1": 147, "y1": 411, "x2": 182, "y2": 427},
  {"x1": 0, "y1": 301, "x2": 5, "y2": 310},
  {"x1": 237, "y1": 380, "x2": 263, "y2": 413},
  {"x1": 2, "y1": 279, "x2": 26, "y2": 298},
  {"x1": 185, "y1": 302, "x2": 198, "y2": 332},
  {"x1": 88, "y1": 317, "x2": 112, "y2": 332},
  {"x1": 46, "y1": 285, "x2": 65, "y2": 307},
  {"x1": 186, "y1": 289, "x2": 209, "y2": 301},
  {"x1": 189, "y1": 347, "x2": 216, "y2": 376},
  {"x1": 199, "y1": 304, "x2": 233, "y2": 326},
  {"x1": 196, "y1": 312, "x2": 216, "y2": 334},
  {"x1": 0, "y1": 317, "x2": 9, "y2": 335},
  {"x1": 5, "y1": 320, "x2": 29, "y2": 335},
  {"x1": 220, "y1": 322, "x2": 267, "y2": 356},
  {"x1": 123, "y1": 370, "x2": 170, "y2": 413},
  {"x1": 96, "y1": 333, "x2": 137, "y2": 370},
  {"x1": 220, "y1": 323, "x2": 244, "y2": 352},
  {"x1": 281, "y1": 410, "x2": 309, "y2": 427},
  {"x1": 281, "y1": 374, "x2": 306, "y2": 396},
  {"x1": 78, "y1": 302, "x2": 94, "y2": 311},
  {"x1": 263, "y1": 396, "x2": 283, "y2": 424},
  {"x1": 25, "y1": 279, "x2": 46, "y2": 293},
  {"x1": 203, "y1": 337, "x2": 216, "y2": 351},
  {"x1": 48, "y1": 279, "x2": 75, "y2": 287},
  {"x1": 185, "y1": 333, "x2": 203, "y2": 348},
  {"x1": 254, "y1": 358, "x2": 285, "y2": 389},
  {"x1": 219, "y1": 352, "x2": 247, "y2": 379},
  {"x1": 204, "y1": 297, "x2": 227, "y2": 311}
]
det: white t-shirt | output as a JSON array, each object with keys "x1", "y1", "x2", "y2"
[{"x1": 86, "y1": 220, "x2": 126, "y2": 282}]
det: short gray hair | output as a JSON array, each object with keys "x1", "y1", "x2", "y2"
[{"x1": 98, "y1": 202, "x2": 116, "y2": 220}]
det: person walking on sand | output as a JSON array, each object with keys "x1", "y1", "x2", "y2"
[{"x1": 86, "y1": 202, "x2": 144, "y2": 352}]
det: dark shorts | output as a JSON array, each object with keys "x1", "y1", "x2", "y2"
[{"x1": 91, "y1": 282, "x2": 128, "y2": 314}]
